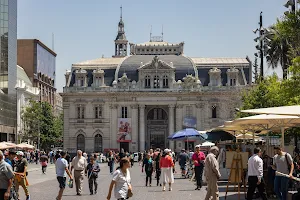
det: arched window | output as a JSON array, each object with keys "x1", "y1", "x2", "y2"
[
  {"x1": 77, "y1": 134, "x2": 85, "y2": 151},
  {"x1": 94, "y1": 134, "x2": 103, "y2": 152},
  {"x1": 145, "y1": 75, "x2": 151, "y2": 88},
  {"x1": 163, "y1": 75, "x2": 168, "y2": 88},
  {"x1": 154, "y1": 75, "x2": 160, "y2": 88}
]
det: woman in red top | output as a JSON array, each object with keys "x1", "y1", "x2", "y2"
[
  {"x1": 192, "y1": 145, "x2": 206, "y2": 190},
  {"x1": 159, "y1": 149, "x2": 175, "y2": 191}
]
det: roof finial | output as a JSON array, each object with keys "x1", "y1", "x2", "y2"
[
  {"x1": 150, "y1": 25, "x2": 152, "y2": 42},
  {"x1": 161, "y1": 25, "x2": 164, "y2": 41},
  {"x1": 120, "y1": 5, "x2": 122, "y2": 19}
]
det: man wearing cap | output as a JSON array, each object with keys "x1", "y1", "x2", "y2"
[
  {"x1": 192, "y1": 145, "x2": 206, "y2": 190},
  {"x1": 204, "y1": 146, "x2": 221, "y2": 200},
  {"x1": 0, "y1": 150, "x2": 14, "y2": 200},
  {"x1": 15, "y1": 151, "x2": 30, "y2": 200}
]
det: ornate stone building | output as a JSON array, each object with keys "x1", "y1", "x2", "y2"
[{"x1": 62, "y1": 11, "x2": 252, "y2": 153}]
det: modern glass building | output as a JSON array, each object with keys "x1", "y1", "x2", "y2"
[{"x1": 0, "y1": 0, "x2": 17, "y2": 142}]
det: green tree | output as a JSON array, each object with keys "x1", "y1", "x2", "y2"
[{"x1": 21, "y1": 100, "x2": 63, "y2": 150}]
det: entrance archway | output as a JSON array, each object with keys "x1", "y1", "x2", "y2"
[{"x1": 146, "y1": 107, "x2": 168, "y2": 150}]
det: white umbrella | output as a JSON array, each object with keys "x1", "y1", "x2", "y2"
[
  {"x1": 200, "y1": 141, "x2": 215, "y2": 147},
  {"x1": 241, "y1": 105, "x2": 300, "y2": 116},
  {"x1": 230, "y1": 114, "x2": 300, "y2": 148}
]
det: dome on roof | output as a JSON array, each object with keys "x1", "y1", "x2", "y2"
[{"x1": 116, "y1": 55, "x2": 196, "y2": 82}]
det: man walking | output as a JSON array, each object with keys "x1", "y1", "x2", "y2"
[
  {"x1": 15, "y1": 151, "x2": 30, "y2": 200},
  {"x1": 56, "y1": 151, "x2": 73, "y2": 200},
  {"x1": 86, "y1": 157, "x2": 100, "y2": 195},
  {"x1": 204, "y1": 146, "x2": 221, "y2": 200},
  {"x1": 192, "y1": 145, "x2": 206, "y2": 190},
  {"x1": 247, "y1": 147, "x2": 268, "y2": 200},
  {"x1": 272, "y1": 146, "x2": 294, "y2": 200},
  {"x1": 179, "y1": 149, "x2": 189, "y2": 178},
  {"x1": 71, "y1": 150, "x2": 87, "y2": 196},
  {"x1": 0, "y1": 150, "x2": 14, "y2": 200}
]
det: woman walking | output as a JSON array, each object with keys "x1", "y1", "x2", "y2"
[
  {"x1": 154, "y1": 151, "x2": 162, "y2": 186},
  {"x1": 160, "y1": 149, "x2": 175, "y2": 191},
  {"x1": 142, "y1": 154, "x2": 154, "y2": 186},
  {"x1": 106, "y1": 158, "x2": 132, "y2": 200},
  {"x1": 107, "y1": 151, "x2": 115, "y2": 174}
]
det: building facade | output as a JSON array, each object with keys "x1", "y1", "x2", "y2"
[
  {"x1": 0, "y1": 0, "x2": 17, "y2": 142},
  {"x1": 16, "y1": 65, "x2": 39, "y2": 143},
  {"x1": 17, "y1": 39, "x2": 57, "y2": 106},
  {"x1": 54, "y1": 92, "x2": 63, "y2": 116},
  {"x1": 62, "y1": 12, "x2": 252, "y2": 153}
]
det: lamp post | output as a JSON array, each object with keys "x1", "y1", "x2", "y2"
[{"x1": 253, "y1": 12, "x2": 264, "y2": 80}]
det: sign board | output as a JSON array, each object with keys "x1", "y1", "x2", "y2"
[{"x1": 117, "y1": 118, "x2": 132, "y2": 142}]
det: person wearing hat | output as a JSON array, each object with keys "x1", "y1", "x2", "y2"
[
  {"x1": 15, "y1": 151, "x2": 30, "y2": 200},
  {"x1": 204, "y1": 146, "x2": 221, "y2": 200},
  {"x1": 192, "y1": 145, "x2": 206, "y2": 190},
  {"x1": 159, "y1": 149, "x2": 175, "y2": 191},
  {"x1": 0, "y1": 150, "x2": 14, "y2": 200}
]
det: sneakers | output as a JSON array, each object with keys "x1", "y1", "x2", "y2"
[
  {"x1": 169, "y1": 187, "x2": 172, "y2": 191},
  {"x1": 26, "y1": 195, "x2": 30, "y2": 200},
  {"x1": 162, "y1": 186, "x2": 166, "y2": 191}
]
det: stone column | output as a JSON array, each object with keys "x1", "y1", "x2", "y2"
[
  {"x1": 110, "y1": 104, "x2": 118, "y2": 149},
  {"x1": 175, "y1": 104, "x2": 183, "y2": 151},
  {"x1": 130, "y1": 105, "x2": 138, "y2": 152},
  {"x1": 196, "y1": 103, "x2": 204, "y2": 130},
  {"x1": 168, "y1": 105, "x2": 175, "y2": 150},
  {"x1": 139, "y1": 105, "x2": 145, "y2": 152},
  {"x1": 63, "y1": 102, "x2": 70, "y2": 151}
]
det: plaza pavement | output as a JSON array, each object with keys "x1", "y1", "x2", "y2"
[{"x1": 19, "y1": 162, "x2": 244, "y2": 200}]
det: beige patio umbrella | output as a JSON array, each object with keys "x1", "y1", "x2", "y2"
[
  {"x1": 0, "y1": 142, "x2": 16, "y2": 150},
  {"x1": 241, "y1": 105, "x2": 300, "y2": 116},
  {"x1": 236, "y1": 134, "x2": 260, "y2": 140},
  {"x1": 230, "y1": 114, "x2": 300, "y2": 149},
  {"x1": 16, "y1": 143, "x2": 35, "y2": 150}
]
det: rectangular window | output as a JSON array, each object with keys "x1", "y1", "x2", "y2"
[
  {"x1": 212, "y1": 106, "x2": 217, "y2": 118},
  {"x1": 121, "y1": 106, "x2": 128, "y2": 118},
  {"x1": 95, "y1": 105, "x2": 103, "y2": 119},
  {"x1": 186, "y1": 106, "x2": 192, "y2": 117},
  {"x1": 77, "y1": 105, "x2": 85, "y2": 119}
]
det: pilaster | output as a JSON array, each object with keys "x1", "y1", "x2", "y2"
[
  {"x1": 110, "y1": 104, "x2": 118, "y2": 149},
  {"x1": 139, "y1": 105, "x2": 145, "y2": 151},
  {"x1": 130, "y1": 104, "x2": 138, "y2": 152},
  {"x1": 168, "y1": 104, "x2": 175, "y2": 150},
  {"x1": 175, "y1": 104, "x2": 183, "y2": 151}
]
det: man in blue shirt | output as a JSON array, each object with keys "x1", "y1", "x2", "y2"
[
  {"x1": 4, "y1": 150, "x2": 16, "y2": 169},
  {"x1": 55, "y1": 151, "x2": 73, "y2": 200}
]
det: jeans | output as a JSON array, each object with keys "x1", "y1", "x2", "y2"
[
  {"x1": 274, "y1": 176, "x2": 289, "y2": 200},
  {"x1": 88, "y1": 176, "x2": 98, "y2": 193},
  {"x1": 109, "y1": 162, "x2": 114, "y2": 173}
]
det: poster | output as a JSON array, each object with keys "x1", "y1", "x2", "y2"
[
  {"x1": 183, "y1": 116, "x2": 197, "y2": 128},
  {"x1": 117, "y1": 118, "x2": 132, "y2": 142}
]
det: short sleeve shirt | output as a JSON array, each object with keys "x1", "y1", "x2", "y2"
[
  {"x1": 179, "y1": 153, "x2": 188, "y2": 165},
  {"x1": 112, "y1": 169, "x2": 131, "y2": 199},
  {"x1": 56, "y1": 158, "x2": 68, "y2": 177},
  {"x1": 274, "y1": 153, "x2": 293, "y2": 175},
  {"x1": 15, "y1": 158, "x2": 28, "y2": 173},
  {"x1": 0, "y1": 160, "x2": 14, "y2": 189}
]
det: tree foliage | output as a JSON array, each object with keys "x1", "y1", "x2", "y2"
[{"x1": 21, "y1": 100, "x2": 63, "y2": 150}]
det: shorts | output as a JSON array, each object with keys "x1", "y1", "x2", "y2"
[
  {"x1": 57, "y1": 176, "x2": 66, "y2": 189},
  {"x1": 180, "y1": 164, "x2": 186, "y2": 170}
]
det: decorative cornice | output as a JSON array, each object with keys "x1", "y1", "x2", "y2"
[{"x1": 176, "y1": 104, "x2": 184, "y2": 109}]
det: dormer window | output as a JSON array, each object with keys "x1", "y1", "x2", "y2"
[
  {"x1": 75, "y1": 68, "x2": 87, "y2": 87},
  {"x1": 145, "y1": 75, "x2": 151, "y2": 88},
  {"x1": 92, "y1": 69, "x2": 105, "y2": 87},
  {"x1": 154, "y1": 75, "x2": 160, "y2": 88},
  {"x1": 227, "y1": 67, "x2": 239, "y2": 86},
  {"x1": 163, "y1": 75, "x2": 168, "y2": 88}
]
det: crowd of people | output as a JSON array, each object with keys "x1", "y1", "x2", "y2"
[{"x1": 1, "y1": 144, "x2": 300, "y2": 200}]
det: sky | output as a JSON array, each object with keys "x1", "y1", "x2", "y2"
[{"x1": 18, "y1": 0, "x2": 288, "y2": 92}]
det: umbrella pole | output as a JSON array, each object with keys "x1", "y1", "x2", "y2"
[{"x1": 281, "y1": 127, "x2": 285, "y2": 150}]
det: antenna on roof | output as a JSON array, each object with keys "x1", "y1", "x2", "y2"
[
  {"x1": 161, "y1": 25, "x2": 164, "y2": 41},
  {"x1": 150, "y1": 25, "x2": 152, "y2": 42},
  {"x1": 120, "y1": 5, "x2": 122, "y2": 19}
]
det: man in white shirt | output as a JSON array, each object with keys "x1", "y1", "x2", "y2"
[
  {"x1": 246, "y1": 147, "x2": 267, "y2": 200},
  {"x1": 71, "y1": 150, "x2": 87, "y2": 196}
]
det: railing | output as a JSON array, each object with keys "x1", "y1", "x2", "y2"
[{"x1": 63, "y1": 85, "x2": 248, "y2": 93}]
